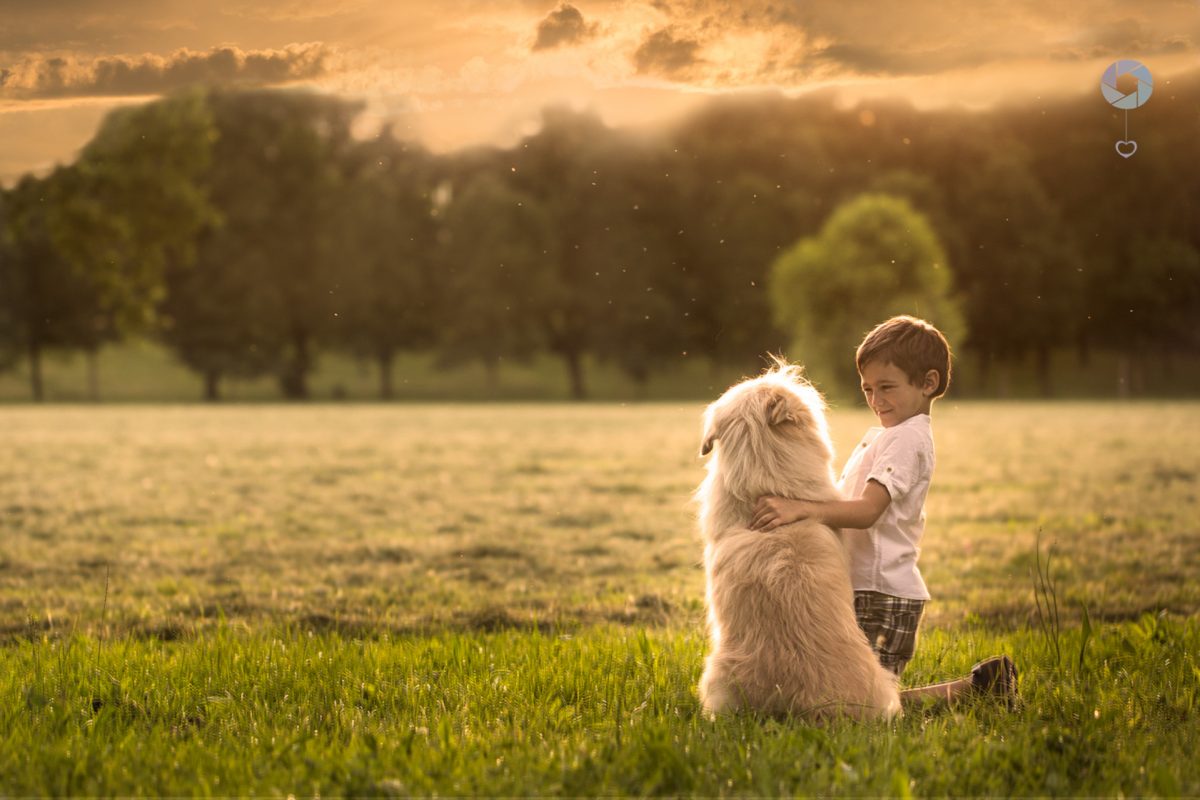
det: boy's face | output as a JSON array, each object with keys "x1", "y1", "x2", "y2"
[{"x1": 859, "y1": 360, "x2": 938, "y2": 428}]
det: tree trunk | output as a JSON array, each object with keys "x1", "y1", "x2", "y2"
[
  {"x1": 1035, "y1": 344, "x2": 1052, "y2": 398},
  {"x1": 1131, "y1": 350, "x2": 1147, "y2": 396},
  {"x1": 86, "y1": 347, "x2": 100, "y2": 402},
  {"x1": 993, "y1": 356, "x2": 1012, "y2": 399},
  {"x1": 378, "y1": 351, "x2": 394, "y2": 400},
  {"x1": 278, "y1": 331, "x2": 312, "y2": 400},
  {"x1": 629, "y1": 365, "x2": 650, "y2": 400},
  {"x1": 483, "y1": 358, "x2": 499, "y2": 395},
  {"x1": 563, "y1": 349, "x2": 587, "y2": 400},
  {"x1": 28, "y1": 339, "x2": 43, "y2": 402},
  {"x1": 204, "y1": 369, "x2": 221, "y2": 402},
  {"x1": 1116, "y1": 352, "x2": 1132, "y2": 399},
  {"x1": 279, "y1": 370, "x2": 309, "y2": 399},
  {"x1": 976, "y1": 350, "x2": 992, "y2": 397}
]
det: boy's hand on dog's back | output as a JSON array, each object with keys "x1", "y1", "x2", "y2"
[
  {"x1": 753, "y1": 482, "x2": 892, "y2": 532},
  {"x1": 751, "y1": 496, "x2": 815, "y2": 531}
]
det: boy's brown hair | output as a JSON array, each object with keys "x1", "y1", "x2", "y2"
[{"x1": 855, "y1": 315, "x2": 953, "y2": 398}]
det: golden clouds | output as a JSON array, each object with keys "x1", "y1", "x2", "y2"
[
  {"x1": 533, "y1": 4, "x2": 600, "y2": 51},
  {"x1": 1, "y1": 44, "x2": 331, "y2": 99},
  {"x1": 531, "y1": 0, "x2": 1200, "y2": 88},
  {"x1": 4, "y1": 0, "x2": 1200, "y2": 182},
  {"x1": 632, "y1": 28, "x2": 703, "y2": 78}
]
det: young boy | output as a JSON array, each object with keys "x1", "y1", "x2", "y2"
[{"x1": 750, "y1": 315, "x2": 1016, "y2": 706}]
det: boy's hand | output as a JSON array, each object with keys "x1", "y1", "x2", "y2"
[{"x1": 751, "y1": 496, "x2": 816, "y2": 531}]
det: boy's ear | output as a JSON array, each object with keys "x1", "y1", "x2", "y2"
[{"x1": 921, "y1": 369, "x2": 940, "y2": 397}]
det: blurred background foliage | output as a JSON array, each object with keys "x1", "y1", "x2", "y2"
[{"x1": 1, "y1": 74, "x2": 1198, "y2": 403}]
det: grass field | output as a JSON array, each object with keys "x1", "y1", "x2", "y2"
[{"x1": 2, "y1": 401, "x2": 1199, "y2": 795}]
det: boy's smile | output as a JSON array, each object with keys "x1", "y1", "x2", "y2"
[{"x1": 859, "y1": 360, "x2": 937, "y2": 427}]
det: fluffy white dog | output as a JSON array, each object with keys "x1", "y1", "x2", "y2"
[{"x1": 696, "y1": 362, "x2": 901, "y2": 720}]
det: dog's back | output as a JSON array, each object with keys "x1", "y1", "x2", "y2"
[{"x1": 696, "y1": 364, "x2": 901, "y2": 720}]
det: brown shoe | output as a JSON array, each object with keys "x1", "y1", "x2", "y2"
[{"x1": 970, "y1": 655, "x2": 1019, "y2": 709}]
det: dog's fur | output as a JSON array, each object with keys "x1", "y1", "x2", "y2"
[{"x1": 696, "y1": 362, "x2": 901, "y2": 720}]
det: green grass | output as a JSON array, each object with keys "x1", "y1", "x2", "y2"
[
  {"x1": 2, "y1": 620, "x2": 1197, "y2": 796},
  {"x1": 2, "y1": 402, "x2": 1199, "y2": 795}
]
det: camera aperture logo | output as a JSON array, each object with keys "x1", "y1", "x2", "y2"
[{"x1": 1101, "y1": 60, "x2": 1152, "y2": 158}]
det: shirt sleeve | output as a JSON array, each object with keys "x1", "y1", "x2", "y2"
[{"x1": 865, "y1": 427, "x2": 927, "y2": 501}]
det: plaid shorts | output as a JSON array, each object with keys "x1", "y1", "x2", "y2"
[{"x1": 853, "y1": 591, "x2": 926, "y2": 677}]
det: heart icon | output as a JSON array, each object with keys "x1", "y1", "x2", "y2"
[{"x1": 1115, "y1": 139, "x2": 1138, "y2": 158}]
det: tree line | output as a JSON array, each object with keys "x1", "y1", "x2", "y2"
[{"x1": 2, "y1": 75, "x2": 1198, "y2": 402}]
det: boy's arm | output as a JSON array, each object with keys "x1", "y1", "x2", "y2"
[{"x1": 751, "y1": 481, "x2": 891, "y2": 531}]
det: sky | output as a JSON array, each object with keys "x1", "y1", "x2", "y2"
[{"x1": 2, "y1": 0, "x2": 1198, "y2": 182}]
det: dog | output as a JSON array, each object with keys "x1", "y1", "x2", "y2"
[{"x1": 695, "y1": 361, "x2": 901, "y2": 720}]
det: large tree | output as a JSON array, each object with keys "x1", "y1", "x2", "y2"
[
  {"x1": 507, "y1": 107, "x2": 700, "y2": 396},
  {"x1": 506, "y1": 107, "x2": 615, "y2": 399},
  {"x1": 950, "y1": 150, "x2": 1084, "y2": 396},
  {"x1": 331, "y1": 131, "x2": 441, "y2": 399},
  {"x1": 30, "y1": 167, "x2": 123, "y2": 401},
  {"x1": 158, "y1": 89, "x2": 361, "y2": 400},
  {"x1": 439, "y1": 136, "x2": 691, "y2": 394},
  {"x1": 0, "y1": 193, "x2": 16, "y2": 375},
  {"x1": 1099, "y1": 236, "x2": 1200, "y2": 395},
  {"x1": 666, "y1": 98, "x2": 834, "y2": 368},
  {"x1": 0, "y1": 174, "x2": 98, "y2": 401},
  {"x1": 0, "y1": 90, "x2": 216, "y2": 400},
  {"x1": 669, "y1": 171, "x2": 802, "y2": 368},
  {"x1": 769, "y1": 193, "x2": 966, "y2": 394},
  {"x1": 71, "y1": 87, "x2": 217, "y2": 334},
  {"x1": 573, "y1": 140, "x2": 688, "y2": 391},
  {"x1": 438, "y1": 170, "x2": 550, "y2": 391},
  {"x1": 158, "y1": 224, "x2": 285, "y2": 401},
  {"x1": 1, "y1": 165, "x2": 195, "y2": 401}
]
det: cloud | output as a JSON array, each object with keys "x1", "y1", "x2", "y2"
[
  {"x1": 632, "y1": 28, "x2": 703, "y2": 77},
  {"x1": 622, "y1": 0, "x2": 1200, "y2": 84},
  {"x1": 532, "y1": 3, "x2": 599, "y2": 51},
  {"x1": 0, "y1": 43, "x2": 331, "y2": 99},
  {"x1": 222, "y1": 0, "x2": 378, "y2": 22},
  {"x1": 805, "y1": 42, "x2": 1001, "y2": 77}
]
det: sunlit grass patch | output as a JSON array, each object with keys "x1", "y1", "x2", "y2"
[
  {"x1": 1, "y1": 617, "x2": 1197, "y2": 796},
  {"x1": 3, "y1": 402, "x2": 1199, "y2": 638}
]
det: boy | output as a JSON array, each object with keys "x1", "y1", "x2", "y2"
[{"x1": 750, "y1": 315, "x2": 1016, "y2": 706}]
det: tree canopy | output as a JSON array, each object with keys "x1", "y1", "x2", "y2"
[
  {"x1": 769, "y1": 193, "x2": 965, "y2": 393},
  {"x1": 3, "y1": 71, "x2": 1198, "y2": 401}
]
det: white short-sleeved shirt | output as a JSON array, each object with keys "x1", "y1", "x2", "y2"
[{"x1": 836, "y1": 413, "x2": 934, "y2": 601}]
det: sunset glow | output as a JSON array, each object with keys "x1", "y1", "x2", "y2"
[{"x1": 2, "y1": 0, "x2": 1198, "y2": 181}]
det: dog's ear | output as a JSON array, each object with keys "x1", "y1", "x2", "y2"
[
  {"x1": 766, "y1": 391, "x2": 797, "y2": 427},
  {"x1": 700, "y1": 408, "x2": 718, "y2": 456}
]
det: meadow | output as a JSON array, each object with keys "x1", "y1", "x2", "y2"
[{"x1": 2, "y1": 401, "x2": 1199, "y2": 795}]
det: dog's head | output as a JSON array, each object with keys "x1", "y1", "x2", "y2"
[{"x1": 700, "y1": 359, "x2": 833, "y2": 467}]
